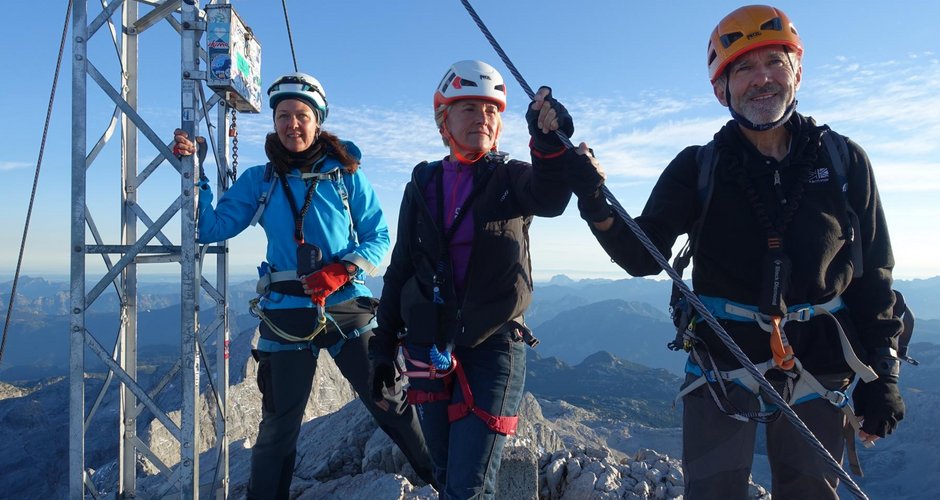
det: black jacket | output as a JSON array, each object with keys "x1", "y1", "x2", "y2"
[
  {"x1": 591, "y1": 113, "x2": 900, "y2": 374},
  {"x1": 375, "y1": 152, "x2": 571, "y2": 349}
]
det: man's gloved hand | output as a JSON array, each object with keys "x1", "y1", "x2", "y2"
[
  {"x1": 852, "y1": 377, "x2": 905, "y2": 439},
  {"x1": 527, "y1": 86, "x2": 574, "y2": 155},
  {"x1": 300, "y1": 262, "x2": 350, "y2": 306},
  {"x1": 567, "y1": 143, "x2": 611, "y2": 222},
  {"x1": 369, "y1": 333, "x2": 397, "y2": 408}
]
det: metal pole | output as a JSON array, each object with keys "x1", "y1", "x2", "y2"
[
  {"x1": 214, "y1": 102, "x2": 231, "y2": 500},
  {"x1": 70, "y1": 1, "x2": 235, "y2": 496},
  {"x1": 69, "y1": 0, "x2": 88, "y2": 498},
  {"x1": 180, "y1": 1, "x2": 202, "y2": 497},
  {"x1": 120, "y1": 0, "x2": 140, "y2": 496}
]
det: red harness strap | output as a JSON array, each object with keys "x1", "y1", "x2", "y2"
[
  {"x1": 402, "y1": 345, "x2": 455, "y2": 405},
  {"x1": 446, "y1": 360, "x2": 518, "y2": 436},
  {"x1": 402, "y1": 347, "x2": 519, "y2": 435},
  {"x1": 407, "y1": 375, "x2": 453, "y2": 405}
]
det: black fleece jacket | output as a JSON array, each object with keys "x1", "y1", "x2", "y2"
[
  {"x1": 591, "y1": 113, "x2": 900, "y2": 374},
  {"x1": 374, "y1": 151, "x2": 571, "y2": 351}
]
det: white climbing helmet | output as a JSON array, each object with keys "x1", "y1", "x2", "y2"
[
  {"x1": 433, "y1": 60, "x2": 507, "y2": 112},
  {"x1": 267, "y1": 72, "x2": 329, "y2": 123}
]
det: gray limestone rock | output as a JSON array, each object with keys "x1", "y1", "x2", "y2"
[{"x1": 496, "y1": 446, "x2": 538, "y2": 500}]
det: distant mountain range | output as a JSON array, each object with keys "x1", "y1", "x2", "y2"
[
  {"x1": 6, "y1": 274, "x2": 937, "y2": 319},
  {"x1": 526, "y1": 350, "x2": 681, "y2": 428},
  {"x1": 529, "y1": 298, "x2": 685, "y2": 374},
  {"x1": 3, "y1": 274, "x2": 937, "y2": 382}
]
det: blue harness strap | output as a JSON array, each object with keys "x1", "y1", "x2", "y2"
[
  {"x1": 255, "y1": 317, "x2": 378, "y2": 359},
  {"x1": 698, "y1": 294, "x2": 845, "y2": 322}
]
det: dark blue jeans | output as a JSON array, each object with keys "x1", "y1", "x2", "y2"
[{"x1": 406, "y1": 329, "x2": 527, "y2": 500}]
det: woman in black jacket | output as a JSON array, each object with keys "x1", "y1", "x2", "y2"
[{"x1": 368, "y1": 60, "x2": 575, "y2": 499}]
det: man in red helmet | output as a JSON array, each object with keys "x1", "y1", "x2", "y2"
[{"x1": 563, "y1": 5, "x2": 905, "y2": 499}]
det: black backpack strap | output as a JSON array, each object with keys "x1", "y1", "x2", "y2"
[
  {"x1": 672, "y1": 141, "x2": 718, "y2": 276},
  {"x1": 820, "y1": 128, "x2": 863, "y2": 278},
  {"x1": 412, "y1": 160, "x2": 440, "y2": 189},
  {"x1": 668, "y1": 141, "x2": 718, "y2": 351}
]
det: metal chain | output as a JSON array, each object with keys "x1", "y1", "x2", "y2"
[
  {"x1": 229, "y1": 108, "x2": 238, "y2": 182},
  {"x1": 456, "y1": 1, "x2": 869, "y2": 499}
]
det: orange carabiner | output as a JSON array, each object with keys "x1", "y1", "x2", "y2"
[{"x1": 769, "y1": 315, "x2": 795, "y2": 370}]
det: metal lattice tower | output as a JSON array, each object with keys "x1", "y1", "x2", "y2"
[{"x1": 70, "y1": 1, "x2": 241, "y2": 497}]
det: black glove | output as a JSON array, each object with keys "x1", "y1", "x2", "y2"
[
  {"x1": 852, "y1": 377, "x2": 905, "y2": 438},
  {"x1": 526, "y1": 86, "x2": 574, "y2": 155},
  {"x1": 371, "y1": 362, "x2": 397, "y2": 403},
  {"x1": 368, "y1": 332, "x2": 397, "y2": 402},
  {"x1": 565, "y1": 149, "x2": 611, "y2": 222}
]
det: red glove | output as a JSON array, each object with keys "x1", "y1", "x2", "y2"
[{"x1": 301, "y1": 262, "x2": 351, "y2": 306}]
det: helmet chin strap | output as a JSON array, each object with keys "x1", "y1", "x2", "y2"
[{"x1": 725, "y1": 82, "x2": 798, "y2": 132}]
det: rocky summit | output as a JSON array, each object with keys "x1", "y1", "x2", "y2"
[{"x1": 1, "y1": 323, "x2": 936, "y2": 498}]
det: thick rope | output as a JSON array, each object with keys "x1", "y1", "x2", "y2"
[
  {"x1": 280, "y1": 0, "x2": 299, "y2": 72},
  {"x1": 1, "y1": 0, "x2": 73, "y2": 366},
  {"x1": 457, "y1": 1, "x2": 868, "y2": 499}
]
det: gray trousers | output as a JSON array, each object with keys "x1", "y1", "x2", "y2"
[{"x1": 682, "y1": 371, "x2": 851, "y2": 500}]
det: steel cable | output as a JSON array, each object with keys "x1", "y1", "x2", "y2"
[
  {"x1": 1, "y1": 0, "x2": 73, "y2": 366},
  {"x1": 280, "y1": 0, "x2": 299, "y2": 72}
]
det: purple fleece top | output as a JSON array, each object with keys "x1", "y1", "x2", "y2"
[{"x1": 423, "y1": 158, "x2": 475, "y2": 300}]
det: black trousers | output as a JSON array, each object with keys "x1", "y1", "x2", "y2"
[
  {"x1": 247, "y1": 303, "x2": 435, "y2": 499},
  {"x1": 682, "y1": 369, "x2": 851, "y2": 500}
]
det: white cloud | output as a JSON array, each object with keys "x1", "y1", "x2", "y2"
[
  {"x1": 0, "y1": 161, "x2": 32, "y2": 171},
  {"x1": 221, "y1": 53, "x2": 940, "y2": 204}
]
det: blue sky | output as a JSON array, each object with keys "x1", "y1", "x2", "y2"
[{"x1": 2, "y1": 0, "x2": 938, "y2": 281}]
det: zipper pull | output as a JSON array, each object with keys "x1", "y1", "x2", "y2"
[{"x1": 773, "y1": 169, "x2": 787, "y2": 205}]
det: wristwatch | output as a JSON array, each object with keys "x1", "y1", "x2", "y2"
[{"x1": 343, "y1": 261, "x2": 359, "y2": 278}]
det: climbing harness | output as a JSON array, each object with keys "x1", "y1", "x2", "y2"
[
  {"x1": 399, "y1": 344, "x2": 518, "y2": 436},
  {"x1": 249, "y1": 296, "x2": 326, "y2": 343},
  {"x1": 456, "y1": 1, "x2": 869, "y2": 497},
  {"x1": 250, "y1": 165, "x2": 333, "y2": 344},
  {"x1": 247, "y1": 153, "x2": 364, "y2": 349},
  {"x1": 676, "y1": 294, "x2": 877, "y2": 474},
  {"x1": 254, "y1": 316, "x2": 376, "y2": 359}
]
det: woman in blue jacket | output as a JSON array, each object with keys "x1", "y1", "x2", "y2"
[{"x1": 174, "y1": 72, "x2": 435, "y2": 499}]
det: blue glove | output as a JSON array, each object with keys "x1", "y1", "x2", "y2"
[{"x1": 197, "y1": 179, "x2": 213, "y2": 212}]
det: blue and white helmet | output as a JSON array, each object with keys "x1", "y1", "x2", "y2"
[{"x1": 267, "y1": 72, "x2": 329, "y2": 123}]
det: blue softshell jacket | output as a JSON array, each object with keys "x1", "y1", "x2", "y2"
[{"x1": 196, "y1": 141, "x2": 390, "y2": 310}]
